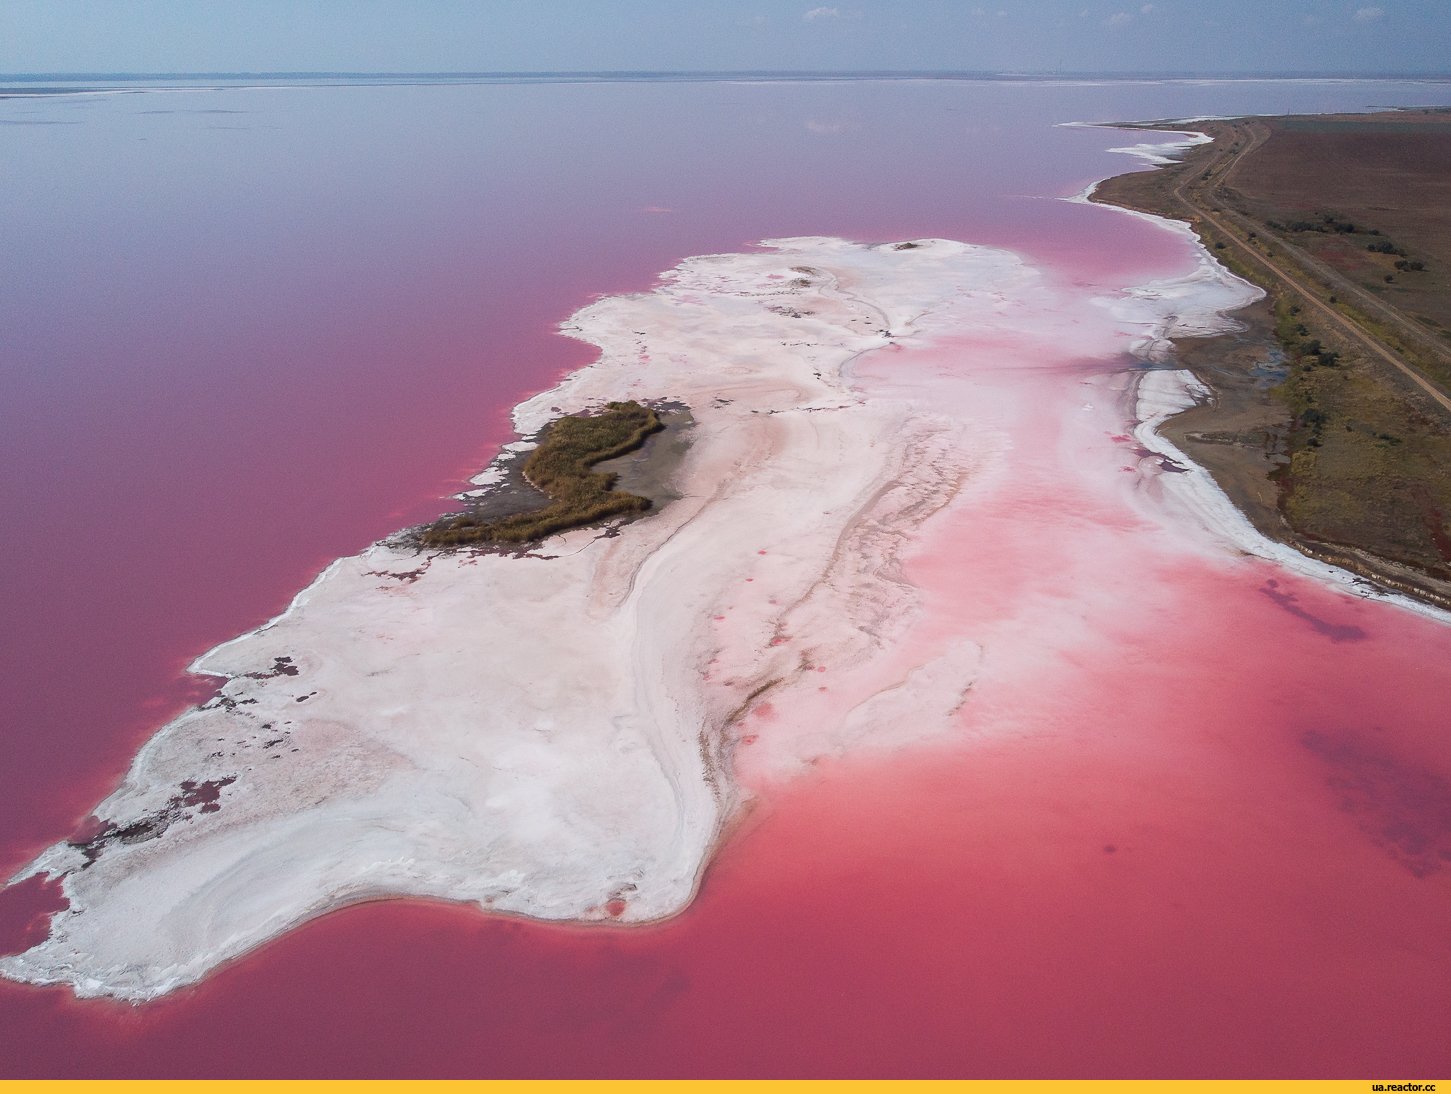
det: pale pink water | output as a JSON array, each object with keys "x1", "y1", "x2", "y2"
[{"x1": 2, "y1": 78, "x2": 1450, "y2": 1077}]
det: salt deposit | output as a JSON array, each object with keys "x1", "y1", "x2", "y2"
[
  {"x1": 1, "y1": 237, "x2": 1031, "y2": 1000},
  {"x1": 8, "y1": 208, "x2": 1444, "y2": 1003}
]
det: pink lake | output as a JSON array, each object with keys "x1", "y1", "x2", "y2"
[{"x1": 1, "y1": 75, "x2": 1450, "y2": 1077}]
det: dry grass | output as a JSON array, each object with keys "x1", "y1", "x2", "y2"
[
  {"x1": 1271, "y1": 298, "x2": 1451, "y2": 577},
  {"x1": 421, "y1": 401, "x2": 664, "y2": 547}
]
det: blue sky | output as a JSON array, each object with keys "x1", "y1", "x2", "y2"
[{"x1": 2, "y1": 0, "x2": 1447, "y2": 76}]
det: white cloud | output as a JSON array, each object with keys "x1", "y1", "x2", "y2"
[
  {"x1": 803, "y1": 6, "x2": 841, "y2": 19},
  {"x1": 1353, "y1": 6, "x2": 1384, "y2": 20},
  {"x1": 1107, "y1": 11, "x2": 1133, "y2": 25},
  {"x1": 1140, "y1": 3, "x2": 1155, "y2": 13}
]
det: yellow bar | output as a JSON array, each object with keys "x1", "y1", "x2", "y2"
[{"x1": 2, "y1": 1081, "x2": 1445, "y2": 1092}]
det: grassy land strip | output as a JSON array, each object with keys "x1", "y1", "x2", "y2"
[
  {"x1": 422, "y1": 401, "x2": 665, "y2": 547},
  {"x1": 1092, "y1": 112, "x2": 1451, "y2": 607}
]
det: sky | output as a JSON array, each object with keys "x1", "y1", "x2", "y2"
[{"x1": 1, "y1": 0, "x2": 1448, "y2": 77}]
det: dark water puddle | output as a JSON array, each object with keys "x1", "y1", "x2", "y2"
[{"x1": 1302, "y1": 728, "x2": 1451, "y2": 878}]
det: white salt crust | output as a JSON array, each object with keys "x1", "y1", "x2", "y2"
[
  {"x1": 8, "y1": 205, "x2": 1447, "y2": 1002},
  {"x1": 2, "y1": 237, "x2": 1030, "y2": 1000}
]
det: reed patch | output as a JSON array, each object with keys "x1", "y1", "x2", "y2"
[{"x1": 421, "y1": 401, "x2": 664, "y2": 547}]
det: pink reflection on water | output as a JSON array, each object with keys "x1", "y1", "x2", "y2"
[
  {"x1": 5, "y1": 557, "x2": 1448, "y2": 1078},
  {"x1": 0, "y1": 877, "x2": 68, "y2": 960},
  {"x1": 0, "y1": 81, "x2": 1191, "y2": 882},
  {"x1": 4, "y1": 80, "x2": 1451, "y2": 1077}
]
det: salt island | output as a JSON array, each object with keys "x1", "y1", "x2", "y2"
[{"x1": 5, "y1": 211, "x2": 1440, "y2": 1001}]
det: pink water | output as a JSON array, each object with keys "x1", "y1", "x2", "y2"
[{"x1": 2, "y1": 77, "x2": 1450, "y2": 1077}]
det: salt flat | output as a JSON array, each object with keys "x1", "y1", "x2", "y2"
[
  {"x1": 10, "y1": 223, "x2": 1433, "y2": 1003},
  {"x1": 2, "y1": 237, "x2": 1025, "y2": 999}
]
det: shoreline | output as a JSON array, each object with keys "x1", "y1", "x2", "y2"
[
  {"x1": 5, "y1": 133, "x2": 1449, "y2": 1001},
  {"x1": 1086, "y1": 113, "x2": 1451, "y2": 613},
  {"x1": 0, "y1": 236, "x2": 1010, "y2": 1000}
]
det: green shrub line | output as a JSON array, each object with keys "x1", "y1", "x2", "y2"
[{"x1": 421, "y1": 400, "x2": 665, "y2": 547}]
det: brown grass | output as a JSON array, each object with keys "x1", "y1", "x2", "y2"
[{"x1": 420, "y1": 401, "x2": 664, "y2": 547}]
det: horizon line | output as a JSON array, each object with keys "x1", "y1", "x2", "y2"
[{"x1": 4, "y1": 68, "x2": 1451, "y2": 82}]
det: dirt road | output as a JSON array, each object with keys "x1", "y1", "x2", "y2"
[{"x1": 1169, "y1": 120, "x2": 1451, "y2": 417}]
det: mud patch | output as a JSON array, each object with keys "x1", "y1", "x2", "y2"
[{"x1": 67, "y1": 776, "x2": 237, "y2": 867}]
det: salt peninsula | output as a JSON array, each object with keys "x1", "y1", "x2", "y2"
[{"x1": 4, "y1": 214, "x2": 1431, "y2": 1002}]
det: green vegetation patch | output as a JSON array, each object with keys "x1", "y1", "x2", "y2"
[{"x1": 421, "y1": 401, "x2": 665, "y2": 547}]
